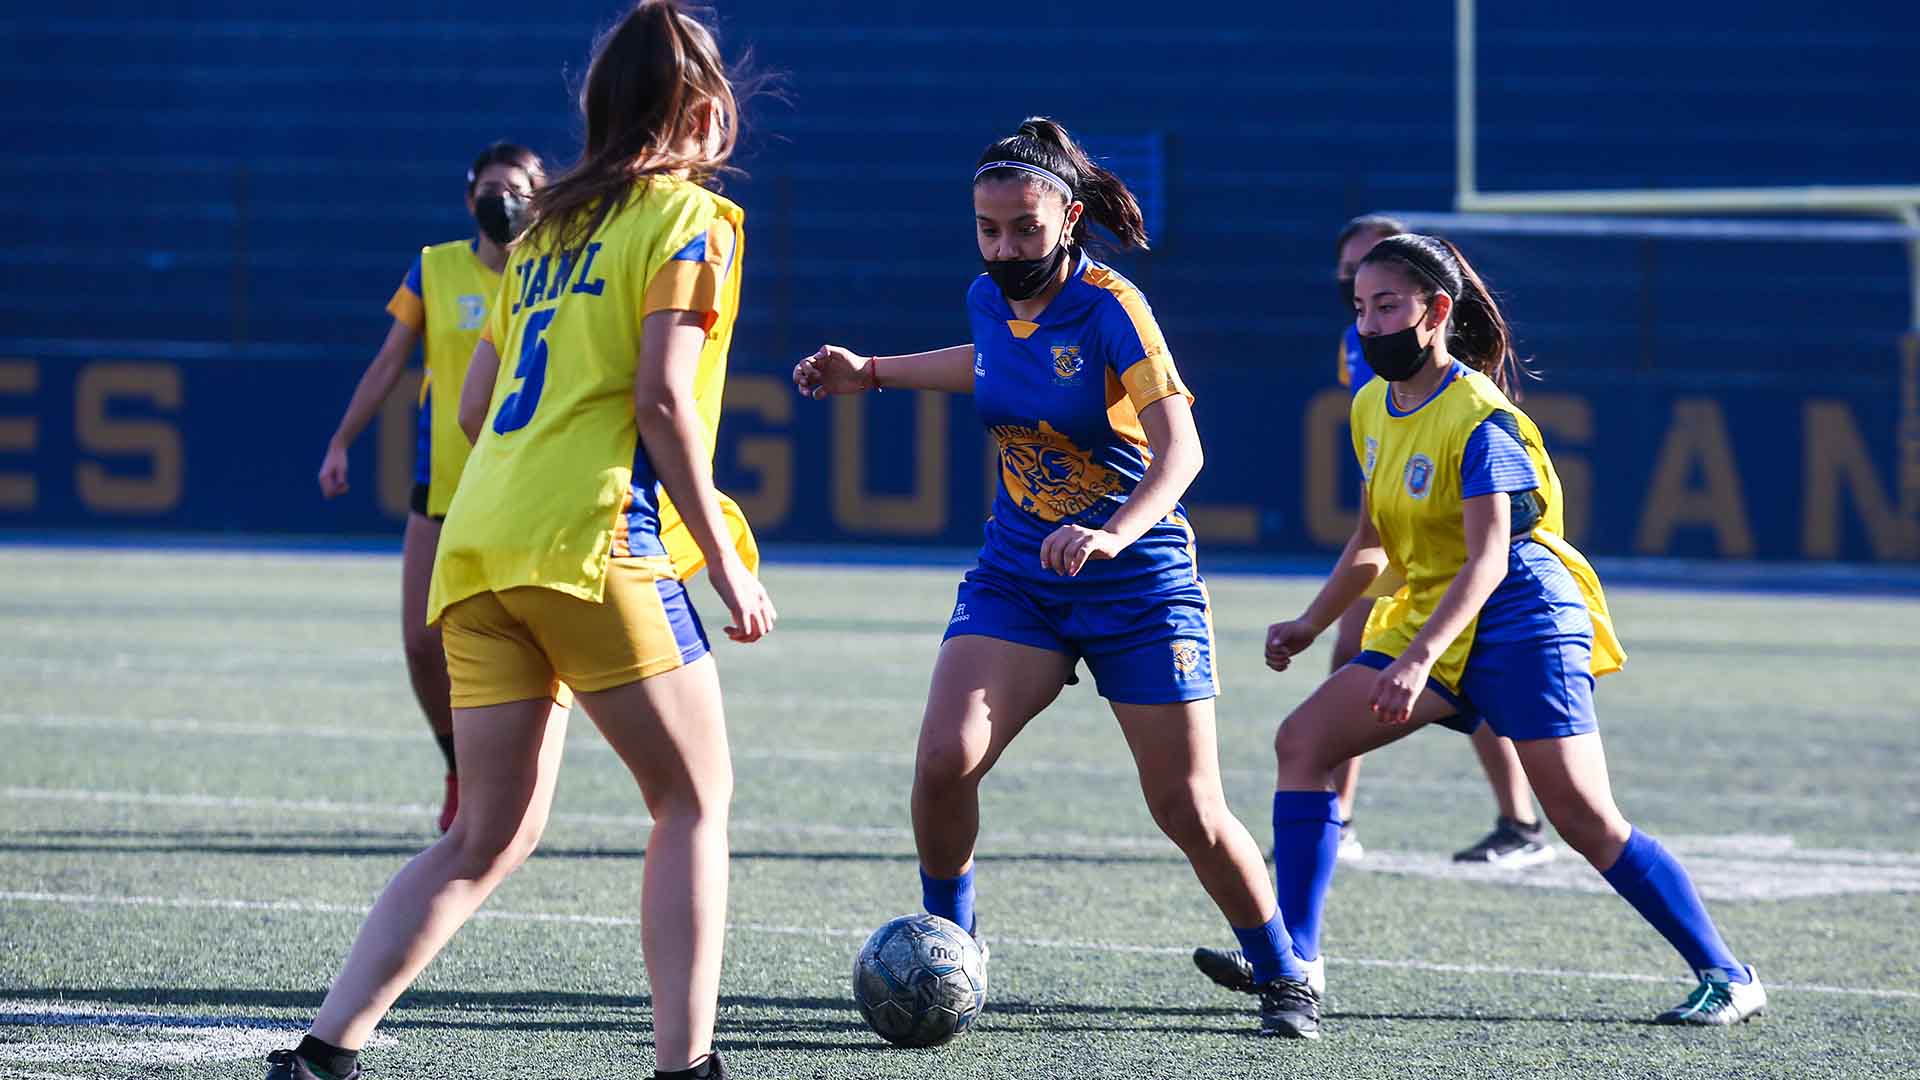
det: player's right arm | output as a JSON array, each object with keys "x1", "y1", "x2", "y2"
[
  {"x1": 1266, "y1": 492, "x2": 1389, "y2": 672},
  {"x1": 793, "y1": 344, "x2": 976, "y2": 397},
  {"x1": 318, "y1": 317, "x2": 423, "y2": 498}
]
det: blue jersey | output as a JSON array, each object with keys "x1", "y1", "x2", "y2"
[
  {"x1": 1337, "y1": 323, "x2": 1374, "y2": 394},
  {"x1": 967, "y1": 250, "x2": 1197, "y2": 594}
]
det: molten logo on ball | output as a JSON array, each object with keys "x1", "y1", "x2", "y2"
[{"x1": 852, "y1": 913, "x2": 987, "y2": 1047}]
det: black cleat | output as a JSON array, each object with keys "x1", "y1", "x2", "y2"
[
  {"x1": 265, "y1": 1049, "x2": 361, "y2": 1080},
  {"x1": 656, "y1": 1050, "x2": 730, "y2": 1079},
  {"x1": 1258, "y1": 976, "x2": 1321, "y2": 1039},
  {"x1": 1193, "y1": 946, "x2": 1258, "y2": 994},
  {"x1": 1452, "y1": 816, "x2": 1556, "y2": 867}
]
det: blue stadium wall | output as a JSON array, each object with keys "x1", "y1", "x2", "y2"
[{"x1": 4, "y1": 2, "x2": 1918, "y2": 561}]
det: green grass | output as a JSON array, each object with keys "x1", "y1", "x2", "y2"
[{"x1": 2, "y1": 547, "x2": 1917, "y2": 1079}]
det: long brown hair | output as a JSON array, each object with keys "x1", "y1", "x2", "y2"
[
  {"x1": 521, "y1": 1, "x2": 750, "y2": 258},
  {"x1": 1359, "y1": 233, "x2": 1532, "y2": 397}
]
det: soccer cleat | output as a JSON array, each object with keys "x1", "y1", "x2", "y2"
[
  {"x1": 1336, "y1": 824, "x2": 1365, "y2": 863},
  {"x1": 438, "y1": 772, "x2": 459, "y2": 834},
  {"x1": 1452, "y1": 816, "x2": 1556, "y2": 868},
  {"x1": 1257, "y1": 976, "x2": 1322, "y2": 1039},
  {"x1": 265, "y1": 1049, "x2": 361, "y2": 1080},
  {"x1": 655, "y1": 1050, "x2": 729, "y2": 1079},
  {"x1": 1655, "y1": 966, "x2": 1766, "y2": 1026},
  {"x1": 1192, "y1": 947, "x2": 1325, "y2": 997}
]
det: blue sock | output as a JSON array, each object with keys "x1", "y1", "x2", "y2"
[
  {"x1": 1232, "y1": 911, "x2": 1305, "y2": 983},
  {"x1": 1600, "y1": 828, "x2": 1747, "y2": 983},
  {"x1": 920, "y1": 867, "x2": 976, "y2": 936},
  {"x1": 1271, "y1": 790, "x2": 1342, "y2": 963}
]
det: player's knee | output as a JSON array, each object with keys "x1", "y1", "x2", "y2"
[
  {"x1": 649, "y1": 769, "x2": 733, "y2": 826},
  {"x1": 1539, "y1": 802, "x2": 1624, "y2": 863},
  {"x1": 913, "y1": 742, "x2": 978, "y2": 798},
  {"x1": 448, "y1": 816, "x2": 544, "y2": 880},
  {"x1": 1145, "y1": 784, "x2": 1222, "y2": 852},
  {"x1": 1273, "y1": 713, "x2": 1330, "y2": 777}
]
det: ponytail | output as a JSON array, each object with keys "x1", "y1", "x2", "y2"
[
  {"x1": 1359, "y1": 233, "x2": 1532, "y2": 398},
  {"x1": 974, "y1": 116, "x2": 1150, "y2": 252}
]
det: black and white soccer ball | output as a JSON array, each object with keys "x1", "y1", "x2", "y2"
[{"x1": 852, "y1": 913, "x2": 987, "y2": 1047}]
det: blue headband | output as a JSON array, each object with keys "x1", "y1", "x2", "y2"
[{"x1": 973, "y1": 160, "x2": 1073, "y2": 199}]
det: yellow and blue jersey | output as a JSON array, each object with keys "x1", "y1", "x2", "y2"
[
  {"x1": 386, "y1": 239, "x2": 498, "y2": 515},
  {"x1": 1336, "y1": 323, "x2": 1374, "y2": 394},
  {"x1": 1351, "y1": 361, "x2": 1626, "y2": 694},
  {"x1": 427, "y1": 175, "x2": 745, "y2": 623},
  {"x1": 969, "y1": 250, "x2": 1196, "y2": 593}
]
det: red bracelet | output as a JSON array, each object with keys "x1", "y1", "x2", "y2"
[{"x1": 868, "y1": 354, "x2": 882, "y2": 392}]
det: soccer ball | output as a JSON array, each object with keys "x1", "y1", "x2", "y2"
[{"x1": 852, "y1": 913, "x2": 987, "y2": 1047}]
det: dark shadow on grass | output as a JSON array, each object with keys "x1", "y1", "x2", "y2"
[
  {"x1": 1327, "y1": 1009, "x2": 1635, "y2": 1026},
  {"x1": 7, "y1": 988, "x2": 1257, "y2": 1037}
]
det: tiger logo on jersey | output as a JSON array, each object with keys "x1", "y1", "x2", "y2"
[
  {"x1": 1051, "y1": 345, "x2": 1085, "y2": 384},
  {"x1": 1171, "y1": 639, "x2": 1204, "y2": 678},
  {"x1": 994, "y1": 420, "x2": 1126, "y2": 522},
  {"x1": 1405, "y1": 453, "x2": 1436, "y2": 499}
]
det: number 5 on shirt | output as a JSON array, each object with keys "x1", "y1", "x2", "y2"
[{"x1": 493, "y1": 309, "x2": 556, "y2": 435}]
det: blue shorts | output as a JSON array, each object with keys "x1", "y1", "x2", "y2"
[
  {"x1": 1351, "y1": 633, "x2": 1598, "y2": 741},
  {"x1": 943, "y1": 566, "x2": 1217, "y2": 705}
]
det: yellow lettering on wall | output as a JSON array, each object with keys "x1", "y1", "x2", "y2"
[
  {"x1": 76, "y1": 362, "x2": 184, "y2": 514},
  {"x1": 1303, "y1": 387, "x2": 1357, "y2": 547},
  {"x1": 0, "y1": 361, "x2": 36, "y2": 511},
  {"x1": 1524, "y1": 393, "x2": 1593, "y2": 547},
  {"x1": 722, "y1": 374, "x2": 793, "y2": 528},
  {"x1": 1802, "y1": 400, "x2": 1908, "y2": 560},
  {"x1": 831, "y1": 391, "x2": 947, "y2": 535},
  {"x1": 1635, "y1": 398, "x2": 1754, "y2": 557},
  {"x1": 377, "y1": 369, "x2": 422, "y2": 519}
]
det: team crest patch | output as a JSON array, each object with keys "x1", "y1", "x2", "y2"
[
  {"x1": 1171, "y1": 639, "x2": 1204, "y2": 678},
  {"x1": 1362, "y1": 436, "x2": 1379, "y2": 481},
  {"x1": 1404, "y1": 453, "x2": 1436, "y2": 499},
  {"x1": 457, "y1": 294, "x2": 486, "y2": 330},
  {"x1": 1050, "y1": 345, "x2": 1084, "y2": 383}
]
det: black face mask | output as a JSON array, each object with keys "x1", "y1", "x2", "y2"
[
  {"x1": 984, "y1": 234, "x2": 1071, "y2": 303},
  {"x1": 1339, "y1": 277, "x2": 1357, "y2": 322},
  {"x1": 1359, "y1": 318, "x2": 1435, "y2": 382},
  {"x1": 475, "y1": 192, "x2": 529, "y2": 246}
]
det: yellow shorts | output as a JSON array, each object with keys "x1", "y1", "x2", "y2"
[{"x1": 440, "y1": 556, "x2": 711, "y2": 709}]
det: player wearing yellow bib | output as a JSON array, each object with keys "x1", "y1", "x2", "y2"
[
  {"x1": 315, "y1": 142, "x2": 544, "y2": 834},
  {"x1": 270, "y1": 6, "x2": 770, "y2": 1080},
  {"x1": 1317, "y1": 213, "x2": 1552, "y2": 870},
  {"x1": 1196, "y1": 234, "x2": 1764, "y2": 1037}
]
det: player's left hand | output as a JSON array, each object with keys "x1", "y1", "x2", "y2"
[
  {"x1": 1039, "y1": 525, "x2": 1123, "y2": 577},
  {"x1": 1370, "y1": 655, "x2": 1431, "y2": 725}
]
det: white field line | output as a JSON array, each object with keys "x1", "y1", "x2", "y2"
[
  {"x1": 9, "y1": 783, "x2": 1920, "y2": 908},
  {"x1": 1, "y1": 889, "x2": 1914, "y2": 1004},
  {"x1": 6, "y1": 711, "x2": 1915, "y2": 815},
  {"x1": 0, "y1": 998, "x2": 396, "y2": 1066},
  {"x1": 0, "y1": 785, "x2": 1170, "y2": 851},
  {"x1": 9, "y1": 781, "x2": 1920, "y2": 867}
]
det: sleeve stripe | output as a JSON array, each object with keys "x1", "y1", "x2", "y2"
[{"x1": 386, "y1": 287, "x2": 426, "y2": 332}]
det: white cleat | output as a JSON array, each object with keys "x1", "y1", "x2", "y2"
[{"x1": 1655, "y1": 965, "x2": 1767, "y2": 1025}]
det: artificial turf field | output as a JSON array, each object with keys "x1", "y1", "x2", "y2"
[{"x1": 2, "y1": 546, "x2": 1917, "y2": 1079}]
